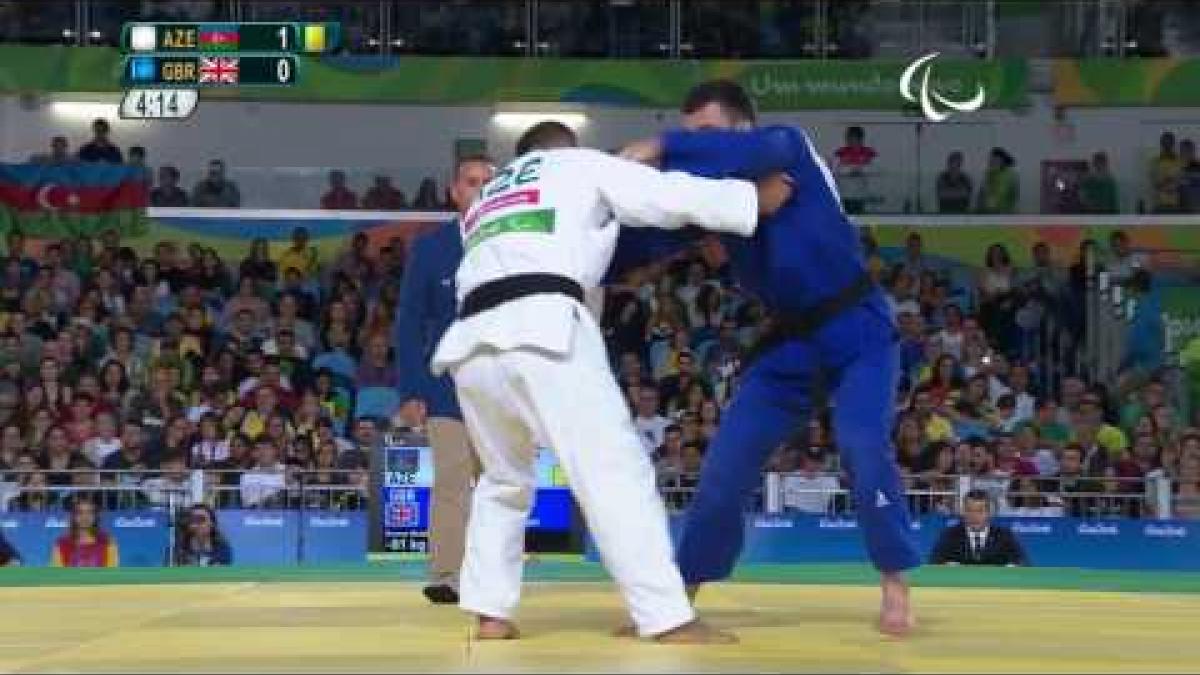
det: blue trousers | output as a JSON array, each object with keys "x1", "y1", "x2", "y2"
[{"x1": 676, "y1": 300, "x2": 922, "y2": 582}]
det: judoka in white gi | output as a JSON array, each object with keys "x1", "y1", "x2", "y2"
[{"x1": 431, "y1": 121, "x2": 789, "y2": 642}]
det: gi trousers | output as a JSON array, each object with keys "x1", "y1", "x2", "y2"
[{"x1": 450, "y1": 314, "x2": 694, "y2": 637}]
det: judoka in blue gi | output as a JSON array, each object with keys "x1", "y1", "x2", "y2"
[{"x1": 613, "y1": 80, "x2": 920, "y2": 636}]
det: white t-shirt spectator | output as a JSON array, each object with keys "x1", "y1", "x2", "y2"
[
  {"x1": 936, "y1": 329, "x2": 965, "y2": 360},
  {"x1": 83, "y1": 437, "x2": 122, "y2": 467},
  {"x1": 634, "y1": 414, "x2": 671, "y2": 455},
  {"x1": 782, "y1": 473, "x2": 841, "y2": 514},
  {"x1": 191, "y1": 440, "x2": 230, "y2": 466}
]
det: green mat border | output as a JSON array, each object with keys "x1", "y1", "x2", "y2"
[{"x1": 2, "y1": 561, "x2": 1199, "y2": 594}]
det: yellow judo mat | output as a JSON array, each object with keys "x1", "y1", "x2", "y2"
[{"x1": 0, "y1": 563, "x2": 1198, "y2": 673}]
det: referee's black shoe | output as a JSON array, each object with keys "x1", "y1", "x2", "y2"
[{"x1": 423, "y1": 584, "x2": 459, "y2": 605}]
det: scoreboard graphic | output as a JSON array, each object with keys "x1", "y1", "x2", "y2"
[
  {"x1": 381, "y1": 444, "x2": 574, "y2": 554},
  {"x1": 118, "y1": 21, "x2": 339, "y2": 120}
]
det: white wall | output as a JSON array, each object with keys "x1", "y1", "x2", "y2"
[{"x1": 2, "y1": 93, "x2": 1197, "y2": 212}]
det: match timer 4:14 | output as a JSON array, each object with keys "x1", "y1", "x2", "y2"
[{"x1": 120, "y1": 89, "x2": 198, "y2": 120}]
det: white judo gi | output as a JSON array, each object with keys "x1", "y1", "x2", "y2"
[{"x1": 431, "y1": 147, "x2": 758, "y2": 637}]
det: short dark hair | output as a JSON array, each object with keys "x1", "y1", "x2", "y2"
[
  {"x1": 455, "y1": 153, "x2": 493, "y2": 177},
  {"x1": 964, "y1": 489, "x2": 992, "y2": 507},
  {"x1": 681, "y1": 79, "x2": 756, "y2": 124},
  {"x1": 515, "y1": 121, "x2": 578, "y2": 157}
]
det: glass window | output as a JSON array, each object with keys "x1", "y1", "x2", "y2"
[
  {"x1": 392, "y1": 0, "x2": 528, "y2": 56},
  {"x1": 681, "y1": 0, "x2": 822, "y2": 59},
  {"x1": 831, "y1": 0, "x2": 920, "y2": 59},
  {"x1": 87, "y1": 0, "x2": 230, "y2": 47},
  {"x1": 244, "y1": 0, "x2": 381, "y2": 54},
  {"x1": 0, "y1": 0, "x2": 77, "y2": 45},
  {"x1": 537, "y1": 0, "x2": 670, "y2": 58}
]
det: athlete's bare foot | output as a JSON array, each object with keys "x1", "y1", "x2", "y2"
[
  {"x1": 878, "y1": 572, "x2": 916, "y2": 638},
  {"x1": 653, "y1": 619, "x2": 738, "y2": 645},
  {"x1": 475, "y1": 615, "x2": 521, "y2": 640}
]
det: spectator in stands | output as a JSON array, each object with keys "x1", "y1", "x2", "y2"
[
  {"x1": 240, "y1": 438, "x2": 286, "y2": 508},
  {"x1": 150, "y1": 166, "x2": 189, "y2": 207},
  {"x1": 327, "y1": 232, "x2": 376, "y2": 290},
  {"x1": 173, "y1": 503, "x2": 232, "y2": 566},
  {"x1": 1107, "y1": 230, "x2": 1146, "y2": 285},
  {"x1": 897, "y1": 231, "x2": 936, "y2": 281},
  {"x1": 831, "y1": 125, "x2": 876, "y2": 214},
  {"x1": 976, "y1": 243, "x2": 1017, "y2": 354},
  {"x1": 354, "y1": 332, "x2": 396, "y2": 391},
  {"x1": 192, "y1": 159, "x2": 241, "y2": 208},
  {"x1": 781, "y1": 446, "x2": 839, "y2": 514},
  {"x1": 976, "y1": 147, "x2": 1019, "y2": 214},
  {"x1": 320, "y1": 170, "x2": 359, "y2": 210},
  {"x1": 935, "y1": 151, "x2": 973, "y2": 214},
  {"x1": 0, "y1": 528, "x2": 19, "y2": 566},
  {"x1": 127, "y1": 145, "x2": 147, "y2": 173},
  {"x1": 340, "y1": 417, "x2": 377, "y2": 472},
  {"x1": 412, "y1": 177, "x2": 441, "y2": 209},
  {"x1": 1150, "y1": 131, "x2": 1184, "y2": 213},
  {"x1": 1118, "y1": 270, "x2": 1165, "y2": 396},
  {"x1": 51, "y1": 495, "x2": 118, "y2": 567},
  {"x1": 633, "y1": 387, "x2": 672, "y2": 455},
  {"x1": 929, "y1": 489, "x2": 1027, "y2": 566},
  {"x1": 1181, "y1": 139, "x2": 1200, "y2": 213},
  {"x1": 362, "y1": 174, "x2": 407, "y2": 210},
  {"x1": 239, "y1": 238, "x2": 278, "y2": 287},
  {"x1": 46, "y1": 135, "x2": 72, "y2": 165},
  {"x1": 1079, "y1": 151, "x2": 1119, "y2": 214},
  {"x1": 277, "y1": 227, "x2": 320, "y2": 280},
  {"x1": 77, "y1": 118, "x2": 123, "y2": 164}
]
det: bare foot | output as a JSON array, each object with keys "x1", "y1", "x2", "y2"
[
  {"x1": 476, "y1": 615, "x2": 520, "y2": 640},
  {"x1": 613, "y1": 585, "x2": 702, "y2": 638},
  {"x1": 878, "y1": 572, "x2": 916, "y2": 638},
  {"x1": 653, "y1": 620, "x2": 738, "y2": 645}
]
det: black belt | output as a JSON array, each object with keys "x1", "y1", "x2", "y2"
[
  {"x1": 459, "y1": 273, "x2": 585, "y2": 319},
  {"x1": 744, "y1": 272, "x2": 877, "y2": 364}
]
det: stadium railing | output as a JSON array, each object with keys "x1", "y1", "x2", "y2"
[{"x1": 655, "y1": 471, "x2": 1179, "y2": 519}]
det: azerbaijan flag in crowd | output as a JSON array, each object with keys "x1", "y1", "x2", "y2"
[{"x1": 0, "y1": 163, "x2": 149, "y2": 238}]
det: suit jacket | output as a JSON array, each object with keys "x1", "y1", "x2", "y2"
[
  {"x1": 930, "y1": 523, "x2": 1028, "y2": 566},
  {"x1": 393, "y1": 220, "x2": 464, "y2": 419}
]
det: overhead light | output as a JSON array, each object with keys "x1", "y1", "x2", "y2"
[
  {"x1": 492, "y1": 110, "x2": 589, "y2": 131},
  {"x1": 49, "y1": 101, "x2": 120, "y2": 120}
]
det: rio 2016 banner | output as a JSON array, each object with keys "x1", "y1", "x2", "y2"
[
  {"x1": 0, "y1": 45, "x2": 1027, "y2": 110},
  {"x1": 0, "y1": 509, "x2": 367, "y2": 567},
  {"x1": 585, "y1": 514, "x2": 1200, "y2": 571}
]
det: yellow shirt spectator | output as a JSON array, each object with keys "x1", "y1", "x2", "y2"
[
  {"x1": 1150, "y1": 134, "x2": 1184, "y2": 212},
  {"x1": 924, "y1": 414, "x2": 955, "y2": 443},
  {"x1": 277, "y1": 245, "x2": 319, "y2": 279}
]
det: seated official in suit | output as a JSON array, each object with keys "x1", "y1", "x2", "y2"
[{"x1": 930, "y1": 489, "x2": 1028, "y2": 566}]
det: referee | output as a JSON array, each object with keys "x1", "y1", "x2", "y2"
[{"x1": 393, "y1": 155, "x2": 494, "y2": 604}]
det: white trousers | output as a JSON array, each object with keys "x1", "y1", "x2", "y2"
[{"x1": 451, "y1": 315, "x2": 694, "y2": 638}]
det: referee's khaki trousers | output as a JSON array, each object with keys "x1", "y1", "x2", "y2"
[{"x1": 427, "y1": 417, "x2": 481, "y2": 588}]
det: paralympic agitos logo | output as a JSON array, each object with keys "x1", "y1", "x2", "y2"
[{"x1": 899, "y1": 52, "x2": 986, "y2": 122}]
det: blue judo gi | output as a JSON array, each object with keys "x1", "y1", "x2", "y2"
[{"x1": 610, "y1": 125, "x2": 921, "y2": 580}]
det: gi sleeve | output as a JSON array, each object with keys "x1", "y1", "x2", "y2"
[
  {"x1": 392, "y1": 233, "x2": 440, "y2": 404},
  {"x1": 661, "y1": 125, "x2": 807, "y2": 179},
  {"x1": 590, "y1": 151, "x2": 758, "y2": 236}
]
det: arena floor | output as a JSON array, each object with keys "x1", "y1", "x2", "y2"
[{"x1": 0, "y1": 562, "x2": 1198, "y2": 673}]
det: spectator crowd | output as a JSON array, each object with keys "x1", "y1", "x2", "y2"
[
  {"x1": 4, "y1": 119, "x2": 1200, "y2": 553},
  {"x1": 604, "y1": 227, "x2": 1198, "y2": 520}
]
